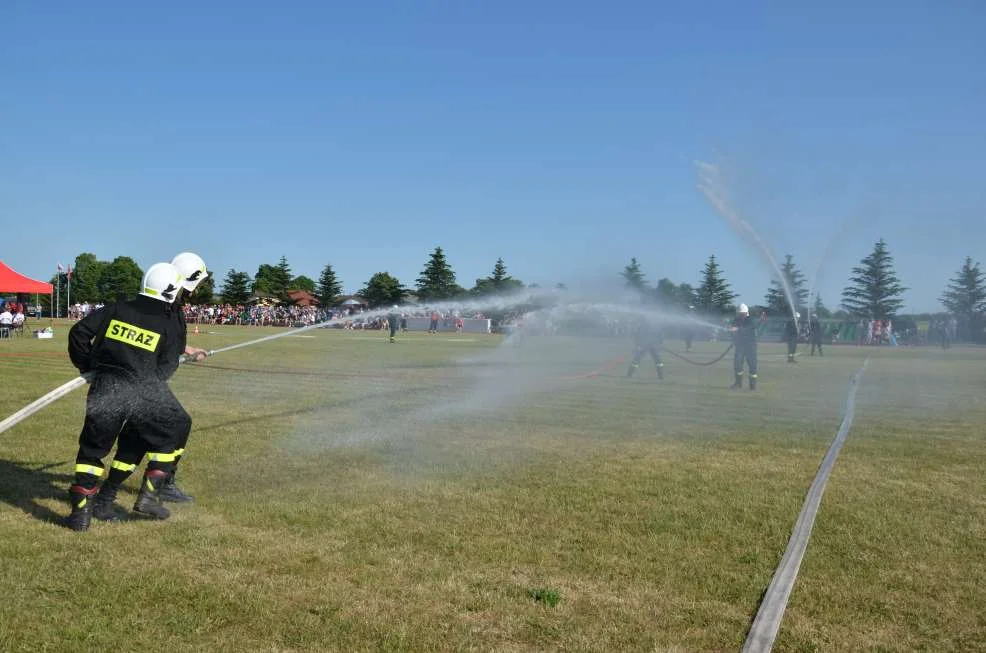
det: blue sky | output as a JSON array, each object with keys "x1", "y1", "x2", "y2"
[{"x1": 2, "y1": 0, "x2": 983, "y2": 312}]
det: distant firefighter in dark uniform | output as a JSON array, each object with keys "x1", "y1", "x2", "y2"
[
  {"x1": 729, "y1": 303, "x2": 759, "y2": 390},
  {"x1": 809, "y1": 314, "x2": 824, "y2": 356},
  {"x1": 785, "y1": 311, "x2": 800, "y2": 363},
  {"x1": 683, "y1": 305, "x2": 697, "y2": 352},
  {"x1": 627, "y1": 315, "x2": 665, "y2": 379},
  {"x1": 387, "y1": 306, "x2": 400, "y2": 343}
]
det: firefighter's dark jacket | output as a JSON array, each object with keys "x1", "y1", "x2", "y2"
[
  {"x1": 68, "y1": 295, "x2": 184, "y2": 382},
  {"x1": 633, "y1": 319, "x2": 664, "y2": 346},
  {"x1": 784, "y1": 318, "x2": 799, "y2": 340},
  {"x1": 731, "y1": 315, "x2": 758, "y2": 347}
]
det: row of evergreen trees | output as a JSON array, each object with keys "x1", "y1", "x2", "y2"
[
  {"x1": 43, "y1": 242, "x2": 986, "y2": 340},
  {"x1": 43, "y1": 248, "x2": 529, "y2": 314},
  {"x1": 621, "y1": 239, "x2": 910, "y2": 318},
  {"x1": 347, "y1": 248, "x2": 526, "y2": 308},
  {"x1": 220, "y1": 248, "x2": 527, "y2": 309},
  {"x1": 620, "y1": 239, "x2": 986, "y2": 341}
]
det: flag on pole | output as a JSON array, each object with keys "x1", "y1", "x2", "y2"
[
  {"x1": 57, "y1": 263, "x2": 64, "y2": 272},
  {"x1": 67, "y1": 265, "x2": 72, "y2": 280}
]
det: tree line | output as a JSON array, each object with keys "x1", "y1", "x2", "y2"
[
  {"x1": 42, "y1": 247, "x2": 530, "y2": 314},
  {"x1": 40, "y1": 241, "x2": 986, "y2": 341},
  {"x1": 621, "y1": 239, "x2": 986, "y2": 341}
]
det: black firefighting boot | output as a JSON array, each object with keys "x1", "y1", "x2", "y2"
[
  {"x1": 627, "y1": 362, "x2": 638, "y2": 378},
  {"x1": 133, "y1": 470, "x2": 171, "y2": 520},
  {"x1": 64, "y1": 485, "x2": 99, "y2": 532},
  {"x1": 159, "y1": 470, "x2": 194, "y2": 503},
  {"x1": 731, "y1": 373, "x2": 743, "y2": 390},
  {"x1": 749, "y1": 374, "x2": 758, "y2": 391},
  {"x1": 656, "y1": 363, "x2": 665, "y2": 380},
  {"x1": 93, "y1": 481, "x2": 127, "y2": 521}
]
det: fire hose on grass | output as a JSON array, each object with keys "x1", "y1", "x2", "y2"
[
  {"x1": 661, "y1": 343, "x2": 734, "y2": 366},
  {"x1": 0, "y1": 320, "x2": 335, "y2": 437}
]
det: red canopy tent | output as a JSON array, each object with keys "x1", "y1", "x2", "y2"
[{"x1": 0, "y1": 261, "x2": 54, "y2": 294}]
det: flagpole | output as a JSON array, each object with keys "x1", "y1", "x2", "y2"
[
  {"x1": 67, "y1": 265, "x2": 71, "y2": 319},
  {"x1": 56, "y1": 264, "x2": 60, "y2": 319}
]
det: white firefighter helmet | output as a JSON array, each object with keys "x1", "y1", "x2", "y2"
[
  {"x1": 738, "y1": 303, "x2": 749, "y2": 314},
  {"x1": 171, "y1": 252, "x2": 209, "y2": 291},
  {"x1": 795, "y1": 312, "x2": 801, "y2": 319},
  {"x1": 140, "y1": 262, "x2": 182, "y2": 303}
]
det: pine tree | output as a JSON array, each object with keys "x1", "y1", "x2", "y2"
[
  {"x1": 361, "y1": 272, "x2": 408, "y2": 308},
  {"x1": 220, "y1": 269, "x2": 252, "y2": 305},
  {"x1": 940, "y1": 256, "x2": 986, "y2": 342},
  {"x1": 472, "y1": 257, "x2": 524, "y2": 296},
  {"x1": 621, "y1": 258, "x2": 648, "y2": 291},
  {"x1": 813, "y1": 295, "x2": 831, "y2": 319},
  {"x1": 416, "y1": 247, "x2": 461, "y2": 301},
  {"x1": 491, "y1": 258, "x2": 508, "y2": 284},
  {"x1": 841, "y1": 239, "x2": 907, "y2": 319},
  {"x1": 316, "y1": 263, "x2": 343, "y2": 307},
  {"x1": 251, "y1": 258, "x2": 293, "y2": 301},
  {"x1": 764, "y1": 254, "x2": 808, "y2": 315},
  {"x1": 272, "y1": 256, "x2": 293, "y2": 301},
  {"x1": 695, "y1": 255, "x2": 737, "y2": 314}
]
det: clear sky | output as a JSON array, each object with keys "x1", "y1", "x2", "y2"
[{"x1": 2, "y1": 0, "x2": 983, "y2": 312}]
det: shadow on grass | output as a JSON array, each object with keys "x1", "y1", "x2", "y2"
[
  {"x1": 0, "y1": 460, "x2": 166, "y2": 528},
  {"x1": 0, "y1": 459, "x2": 73, "y2": 524}
]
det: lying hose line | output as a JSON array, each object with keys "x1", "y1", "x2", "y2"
[
  {"x1": 0, "y1": 320, "x2": 336, "y2": 437},
  {"x1": 0, "y1": 375, "x2": 90, "y2": 436},
  {"x1": 661, "y1": 343, "x2": 734, "y2": 366},
  {"x1": 741, "y1": 357, "x2": 869, "y2": 653}
]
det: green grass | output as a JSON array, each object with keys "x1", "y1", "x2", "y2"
[{"x1": 1, "y1": 321, "x2": 984, "y2": 652}]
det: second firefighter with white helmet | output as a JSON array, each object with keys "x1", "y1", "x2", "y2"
[
  {"x1": 785, "y1": 311, "x2": 801, "y2": 363},
  {"x1": 159, "y1": 251, "x2": 211, "y2": 502}
]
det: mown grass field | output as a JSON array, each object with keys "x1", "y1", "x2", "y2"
[{"x1": 1, "y1": 320, "x2": 984, "y2": 652}]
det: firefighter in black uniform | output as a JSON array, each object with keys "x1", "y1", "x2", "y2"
[
  {"x1": 65, "y1": 262, "x2": 188, "y2": 531},
  {"x1": 627, "y1": 315, "x2": 665, "y2": 379},
  {"x1": 683, "y1": 305, "x2": 696, "y2": 352},
  {"x1": 785, "y1": 311, "x2": 800, "y2": 363},
  {"x1": 809, "y1": 314, "x2": 823, "y2": 356},
  {"x1": 387, "y1": 306, "x2": 400, "y2": 343},
  {"x1": 729, "y1": 303, "x2": 759, "y2": 390}
]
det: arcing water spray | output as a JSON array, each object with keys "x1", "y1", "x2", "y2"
[{"x1": 696, "y1": 160, "x2": 801, "y2": 329}]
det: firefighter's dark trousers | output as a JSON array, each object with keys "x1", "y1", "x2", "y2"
[
  {"x1": 733, "y1": 344, "x2": 758, "y2": 384},
  {"x1": 73, "y1": 374, "x2": 190, "y2": 488}
]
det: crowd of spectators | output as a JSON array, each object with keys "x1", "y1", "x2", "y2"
[
  {"x1": 68, "y1": 302, "x2": 105, "y2": 319},
  {"x1": 182, "y1": 303, "x2": 333, "y2": 327},
  {"x1": 0, "y1": 300, "x2": 27, "y2": 337}
]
